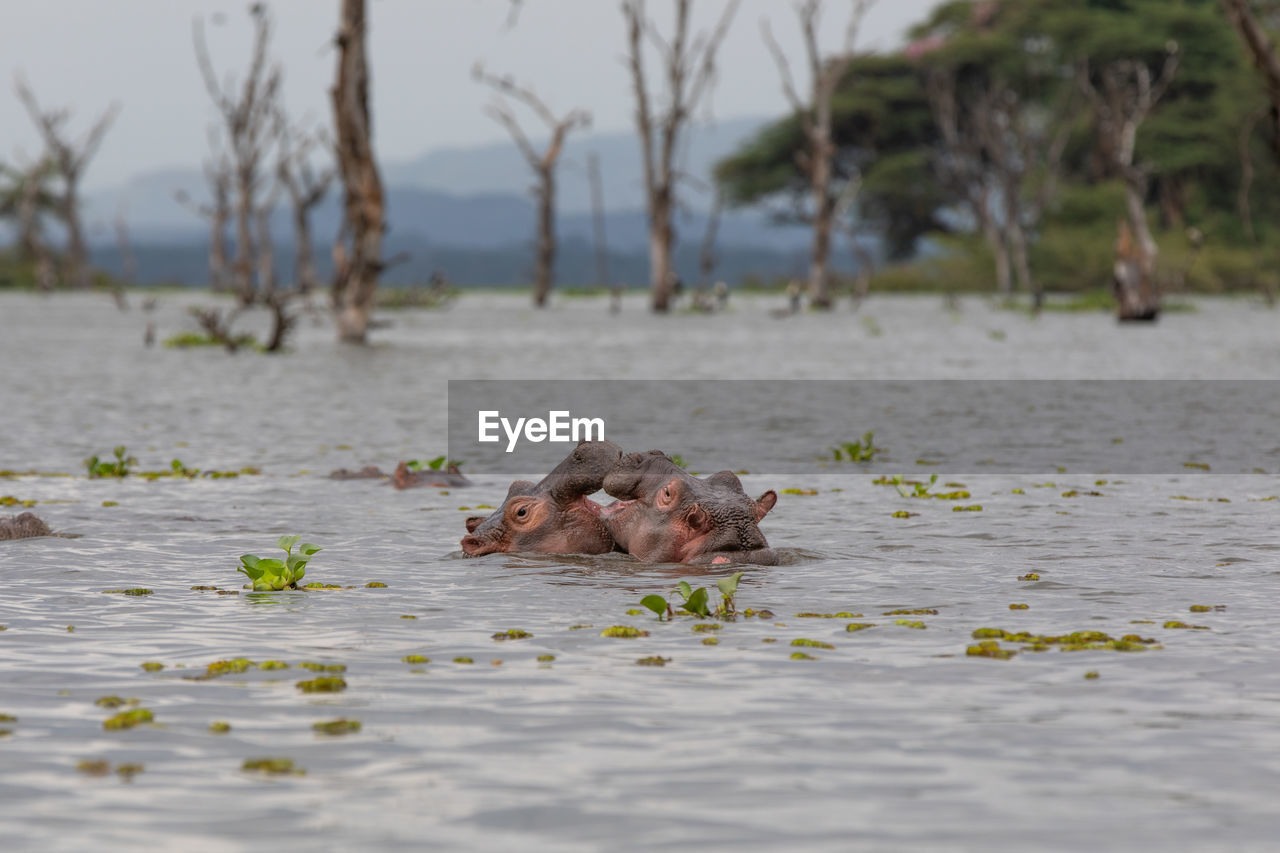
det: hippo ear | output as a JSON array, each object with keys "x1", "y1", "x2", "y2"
[
  {"x1": 505, "y1": 480, "x2": 537, "y2": 499},
  {"x1": 465, "y1": 516, "x2": 486, "y2": 533},
  {"x1": 706, "y1": 471, "x2": 745, "y2": 492},
  {"x1": 754, "y1": 490, "x2": 778, "y2": 521}
]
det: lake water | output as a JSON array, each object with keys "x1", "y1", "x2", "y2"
[{"x1": 1, "y1": 291, "x2": 1279, "y2": 851}]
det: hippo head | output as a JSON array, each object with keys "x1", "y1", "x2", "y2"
[
  {"x1": 460, "y1": 440, "x2": 623, "y2": 556},
  {"x1": 601, "y1": 450, "x2": 778, "y2": 564}
]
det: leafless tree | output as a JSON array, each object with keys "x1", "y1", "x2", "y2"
[
  {"x1": 473, "y1": 64, "x2": 591, "y2": 307},
  {"x1": 1078, "y1": 44, "x2": 1180, "y2": 320},
  {"x1": 194, "y1": 3, "x2": 281, "y2": 306},
  {"x1": 174, "y1": 146, "x2": 233, "y2": 292},
  {"x1": 762, "y1": 0, "x2": 873, "y2": 309},
  {"x1": 0, "y1": 158, "x2": 57, "y2": 275},
  {"x1": 622, "y1": 0, "x2": 740, "y2": 312},
  {"x1": 13, "y1": 76, "x2": 119, "y2": 290},
  {"x1": 587, "y1": 153, "x2": 611, "y2": 293},
  {"x1": 276, "y1": 122, "x2": 333, "y2": 301},
  {"x1": 330, "y1": 0, "x2": 387, "y2": 344}
]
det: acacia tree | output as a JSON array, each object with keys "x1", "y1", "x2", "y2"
[
  {"x1": 621, "y1": 0, "x2": 740, "y2": 312},
  {"x1": 473, "y1": 64, "x2": 591, "y2": 308},
  {"x1": 762, "y1": 0, "x2": 874, "y2": 309},
  {"x1": 194, "y1": 3, "x2": 281, "y2": 306},
  {"x1": 330, "y1": 0, "x2": 386, "y2": 344},
  {"x1": 13, "y1": 77, "x2": 119, "y2": 290}
]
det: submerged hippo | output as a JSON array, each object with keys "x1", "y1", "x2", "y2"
[
  {"x1": 0, "y1": 512, "x2": 53, "y2": 541},
  {"x1": 460, "y1": 440, "x2": 623, "y2": 557},
  {"x1": 601, "y1": 451, "x2": 778, "y2": 565}
]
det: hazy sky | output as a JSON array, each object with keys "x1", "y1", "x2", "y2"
[{"x1": 3, "y1": 0, "x2": 940, "y2": 191}]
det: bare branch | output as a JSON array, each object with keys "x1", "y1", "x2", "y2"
[{"x1": 761, "y1": 19, "x2": 805, "y2": 114}]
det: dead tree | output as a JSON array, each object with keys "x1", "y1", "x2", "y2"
[
  {"x1": 473, "y1": 64, "x2": 591, "y2": 307},
  {"x1": 0, "y1": 158, "x2": 57, "y2": 283},
  {"x1": 622, "y1": 0, "x2": 740, "y2": 312},
  {"x1": 330, "y1": 0, "x2": 386, "y2": 344},
  {"x1": 276, "y1": 123, "x2": 333, "y2": 300},
  {"x1": 1078, "y1": 44, "x2": 1180, "y2": 320},
  {"x1": 13, "y1": 76, "x2": 119, "y2": 290},
  {"x1": 175, "y1": 148, "x2": 233, "y2": 292},
  {"x1": 194, "y1": 4, "x2": 281, "y2": 306},
  {"x1": 762, "y1": 0, "x2": 873, "y2": 309}
]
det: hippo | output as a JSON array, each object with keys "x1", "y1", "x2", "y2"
[
  {"x1": 0, "y1": 512, "x2": 53, "y2": 541},
  {"x1": 460, "y1": 440, "x2": 623, "y2": 557},
  {"x1": 601, "y1": 450, "x2": 778, "y2": 565}
]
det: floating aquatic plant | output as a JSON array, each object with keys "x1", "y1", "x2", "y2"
[
  {"x1": 242, "y1": 757, "x2": 304, "y2": 775},
  {"x1": 237, "y1": 535, "x2": 322, "y2": 592},
  {"x1": 103, "y1": 708, "x2": 154, "y2": 730},
  {"x1": 313, "y1": 718, "x2": 361, "y2": 736},
  {"x1": 790, "y1": 652, "x2": 818, "y2": 661},
  {"x1": 895, "y1": 620, "x2": 927, "y2": 629},
  {"x1": 884, "y1": 608, "x2": 937, "y2": 616},
  {"x1": 636, "y1": 656, "x2": 669, "y2": 666},
  {"x1": 797, "y1": 612, "x2": 862, "y2": 619},
  {"x1": 401, "y1": 655, "x2": 430, "y2": 664},
  {"x1": 600, "y1": 626, "x2": 649, "y2": 638},
  {"x1": 209, "y1": 721, "x2": 231, "y2": 734},
  {"x1": 85, "y1": 446, "x2": 136, "y2": 479},
  {"x1": 492, "y1": 629, "x2": 532, "y2": 641},
  {"x1": 791, "y1": 638, "x2": 834, "y2": 649},
  {"x1": 845, "y1": 623, "x2": 875, "y2": 632},
  {"x1": 966, "y1": 641, "x2": 1016, "y2": 659},
  {"x1": 537, "y1": 654, "x2": 556, "y2": 662},
  {"x1": 103, "y1": 589, "x2": 153, "y2": 596},
  {"x1": 830, "y1": 431, "x2": 882, "y2": 462}
]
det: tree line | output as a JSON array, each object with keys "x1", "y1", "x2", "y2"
[{"x1": 5, "y1": 0, "x2": 1280, "y2": 336}]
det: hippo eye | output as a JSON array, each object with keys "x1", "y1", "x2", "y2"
[{"x1": 516, "y1": 507, "x2": 528, "y2": 518}]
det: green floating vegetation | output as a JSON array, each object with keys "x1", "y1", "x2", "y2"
[
  {"x1": 1018, "y1": 573, "x2": 1040, "y2": 582},
  {"x1": 296, "y1": 677, "x2": 346, "y2": 693},
  {"x1": 298, "y1": 662, "x2": 346, "y2": 673},
  {"x1": 569, "y1": 624, "x2": 593, "y2": 630},
  {"x1": 238, "y1": 535, "x2": 323, "y2": 592},
  {"x1": 790, "y1": 651, "x2": 818, "y2": 661},
  {"x1": 891, "y1": 510, "x2": 919, "y2": 518},
  {"x1": 600, "y1": 625, "x2": 649, "y2": 638},
  {"x1": 1009, "y1": 603, "x2": 1029, "y2": 611},
  {"x1": 209, "y1": 721, "x2": 231, "y2": 734},
  {"x1": 741, "y1": 608, "x2": 775, "y2": 619},
  {"x1": 302, "y1": 583, "x2": 343, "y2": 590},
  {"x1": 780, "y1": 488, "x2": 818, "y2": 495},
  {"x1": 971, "y1": 628, "x2": 1160, "y2": 652},
  {"x1": 636, "y1": 656, "x2": 669, "y2": 666},
  {"x1": 94, "y1": 696, "x2": 133, "y2": 709},
  {"x1": 1189, "y1": 605, "x2": 1225, "y2": 613},
  {"x1": 1183, "y1": 462, "x2": 1211, "y2": 471},
  {"x1": 401, "y1": 655, "x2": 430, "y2": 664},
  {"x1": 399, "y1": 614, "x2": 417, "y2": 620},
  {"x1": 691, "y1": 623, "x2": 721, "y2": 633},
  {"x1": 242, "y1": 757, "x2": 304, "y2": 775},
  {"x1": 791, "y1": 638, "x2": 835, "y2": 649},
  {"x1": 625, "y1": 609, "x2": 645, "y2": 616},
  {"x1": 0, "y1": 496, "x2": 37, "y2": 507},
  {"x1": 491, "y1": 629, "x2": 532, "y2": 641},
  {"x1": 883, "y1": 608, "x2": 937, "y2": 616},
  {"x1": 830, "y1": 431, "x2": 883, "y2": 463},
  {"x1": 77, "y1": 760, "x2": 111, "y2": 776},
  {"x1": 966, "y1": 641, "x2": 1016, "y2": 660},
  {"x1": 115, "y1": 763, "x2": 144, "y2": 780},
  {"x1": 313, "y1": 718, "x2": 361, "y2": 736},
  {"x1": 453, "y1": 657, "x2": 474, "y2": 664},
  {"x1": 953, "y1": 504, "x2": 983, "y2": 512},
  {"x1": 1163, "y1": 621, "x2": 1209, "y2": 630},
  {"x1": 1011, "y1": 488, "x2": 1026, "y2": 495},
  {"x1": 259, "y1": 660, "x2": 289, "y2": 670},
  {"x1": 536, "y1": 654, "x2": 556, "y2": 662},
  {"x1": 365, "y1": 581, "x2": 387, "y2": 588},
  {"x1": 103, "y1": 708, "x2": 154, "y2": 730},
  {"x1": 140, "y1": 662, "x2": 164, "y2": 672},
  {"x1": 205, "y1": 658, "x2": 257, "y2": 678},
  {"x1": 102, "y1": 589, "x2": 153, "y2": 596},
  {"x1": 1084, "y1": 671, "x2": 1100, "y2": 680},
  {"x1": 85, "y1": 446, "x2": 136, "y2": 479},
  {"x1": 190, "y1": 585, "x2": 219, "y2": 591},
  {"x1": 845, "y1": 623, "x2": 875, "y2": 632},
  {"x1": 0, "y1": 714, "x2": 16, "y2": 723},
  {"x1": 701, "y1": 637, "x2": 720, "y2": 646},
  {"x1": 895, "y1": 620, "x2": 927, "y2": 629},
  {"x1": 797, "y1": 612, "x2": 863, "y2": 619}
]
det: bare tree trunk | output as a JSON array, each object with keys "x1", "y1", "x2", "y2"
[
  {"x1": 623, "y1": 0, "x2": 740, "y2": 314},
  {"x1": 233, "y1": 166, "x2": 257, "y2": 305},
  {"x1": 1221, "y1": 0, "x2": 1280, "y2": 157},
  {"x1": 331, "y1": 0, "x2": 385, "y2": 344},
  {"x1": 533, "y1": 166, "x2": 554, "y2": 308},
  {"x1": 255, "y1": 194, "x2": 276, "y2": 298},
  {"x1": 587, "y1": 152, "x2": 611, "y2": 292}
]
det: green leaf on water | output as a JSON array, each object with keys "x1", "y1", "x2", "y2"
[
  {"x1": 716, "y1": 571, "x2": 744, "y2": 599},
  {"x1": 683, "y1": 587, "x2": 711, "y2": 618},
  {"x1": 640, "y1": 595, "x2": 668, "y2": 618},
  {"x1": 276, "y1": 535, "x2": 301, "y2": 554},
  {"x1": 299, "y1": 543, "x2": 323, "y2": 557},
  {"x1": 676, "y1": 581, "x2": 693, "y2": 600}
]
